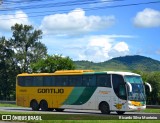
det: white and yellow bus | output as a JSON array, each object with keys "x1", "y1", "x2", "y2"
[{"x1": 16, "y1": 70, "x2": 152, "y2": 114}]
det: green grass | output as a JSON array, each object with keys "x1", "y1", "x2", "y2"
[
  {"x1": 0, "y1": 111, "x2": 160, "y2": 123},
  {"x1": 0, "y1": 111, "x2": 116, "y2": 120},
  {"x1": 0, "y1": 111, "x2": 36, "y2": 114},
  {"x1": 29, "y1": 120, "x2": 160, "y2": 123},
  {"x1": 141, "y1": 109, "x2": 160, "y2": 113}
]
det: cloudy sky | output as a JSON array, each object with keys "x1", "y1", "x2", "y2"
[{"x1": 0, "y1": 0, "x2": 160, "y2": 62}]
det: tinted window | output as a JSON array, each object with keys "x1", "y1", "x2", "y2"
[
  {"x1": 55, "y1": 76, "x2": 68, "y2": 86},
  {"x1": 112, "y1": 74, "x2": 127, "y2": 100},
  {"x1": 25, "y1": 76, "x2": 33, "y2": 86},
  {"x1": 82, "y1": 75, "x2": 96, "y2": 86},
  {"x1": 43, "y1": 76, "x2": 55, "y2": 86},
  {"x1": 97, "y1": 74, "x2": 111, "y2": 87},
  {"x1": 17, "y1": 76, "x2": 25, "y2": 86},
  {"x1": 33, "y1": 76, "x2": 43, "y2": 86},
  {"x1": 68, "y1": 76, "x2": 82, "y2": 86},
  {"x1": 112, "y1": 74, "x2": 124, "y2": 89}
]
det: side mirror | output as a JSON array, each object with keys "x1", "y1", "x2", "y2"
[
  {"x1": 126, "y1": 82, "x2": 132, "y2": 92},
  {"x1": 145, "y1": 82, "x2": 152, "y2": 92}
]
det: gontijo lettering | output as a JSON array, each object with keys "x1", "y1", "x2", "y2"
[{"x1": 37, "y1": 88, "x2": 64, "y2": 94}]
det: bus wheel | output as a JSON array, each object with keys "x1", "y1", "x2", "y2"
[
  {"x1": 55, "y1": 108, "x2": 64, "y2": 112},
  {"x1": 99, "y1": 102, "x2": 110, "y2": 114},
  {"x1": 40, "y1": 100, "x2": 48, "y2": 111},
  {"x1": 30, "y1": 100, "x2": 39, "y2": 111},
  {"x1": 116, "y1": 111, "x2": 125, "y2": 115}
]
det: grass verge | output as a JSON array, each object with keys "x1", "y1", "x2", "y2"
[
  {"x1": 141, "y1": 109, "x2": 160, "y2": 113},
  {"x1": 0, "y1": 111, "x2": 160, "y2": 123}
]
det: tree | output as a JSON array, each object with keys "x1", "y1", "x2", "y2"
[
  {"x1": 31, "y1": 54, "x2": 75, "y2": 73},
  {"x1": 10, "y1": 23, "x2": 47, "y2": 72},
  {"x1": 145, "y1": 72, "x2": 160, "y2": 105},
  {"x1": 0, "y1": 37, "x2": 20, "y2": 100}
]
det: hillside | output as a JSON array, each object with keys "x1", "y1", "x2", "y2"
[{"x1": 74, "y1": 55, "x2": 160, "y2": 72}]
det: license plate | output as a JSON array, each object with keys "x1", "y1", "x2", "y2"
[{"x1": 138, "y1": 108, "x2": 141, "y2": 110}]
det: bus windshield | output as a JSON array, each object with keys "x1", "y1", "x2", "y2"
[{"x1": 124, "y1": 75, "x2": 146, "y2": 101}]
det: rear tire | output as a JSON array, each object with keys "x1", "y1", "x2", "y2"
[
  {"x1": 99, "y1": 102, "x2": 110, "y2": 114},
  {"x1": 40, "y1": 100, "x2": 48, "y2": 111},
  {"x1": 30, "y1": 100, "x2": 39, "y2": 111},
  {"x1": 55, "y1": 108, "x2": 64, "y2": 112},
  {"x1": 116, "y1": 111, "x2": 125, "y2": 115}
]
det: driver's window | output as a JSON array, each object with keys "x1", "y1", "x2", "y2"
[
  {"x1": 119, "y1": 85, "x2": 125, "y2": 96},
  {"x1": 112, "y1": 74, "x2": 127, "y2": 100},
  {"x1": 119, "y1": 84, "x2": 127, "y2": 100}
]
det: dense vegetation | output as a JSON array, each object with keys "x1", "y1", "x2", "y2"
[
  {"x1": 0, "y1": 24, "x2": 74, "y2": 100},
  {"x1": 134, "y1": 71, "x2": 160, "y2": 105},
  {"x1": 31, "y1": 54, "x2": 75, "y2": 73},
  {"x1": 74, "y1": 55, "x2": 160, "y2": 72}
]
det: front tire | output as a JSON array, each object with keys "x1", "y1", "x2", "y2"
[
  {"x1": 99, "y1": 102, "x2": 110, "y2": 114},
  {"x1": 40, "y1": 100, "x2": 48, "y2": 111},
  {"x1": 30, "y1": 100, "x2": 39, "y2": 111}
]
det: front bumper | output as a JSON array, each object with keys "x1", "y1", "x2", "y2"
[{"x1": 128, "y1": 105, "x2": 146, "y2": 111}]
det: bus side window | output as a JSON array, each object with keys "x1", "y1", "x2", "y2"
[
  {"x1": 33, "y1": 76, "x2": 43, "y2": 86},
  {"x1": 43, "y1": 76, "x2": 55, "y2": 86},
  {"x1": 96, "y1": 74, "x2": 111, "y2": 87},
  {"x1": 18, "y1": 76, "x2": 25, "y2": 86},
  {"x1": 25, "y1": 76, "x2": 33, "y2": 86},
  {"x1": 112, "y1": 74, "x2": 127, "y2": 100},
  {"x1": 119, "y1": 84, "x2": 126, "y2": 96},
  {"x1": 69, "y1": 76, "x2": 82, "y2": 86},
  {"x1": 55, "y1": 76, "x2": 68, "y2": 86},
  {"x1": 82, "y1": 75, "x2": 96, "y2": 87},
  {"x1": 18, "y1": 76, "x2": 33, "y2": 86}
]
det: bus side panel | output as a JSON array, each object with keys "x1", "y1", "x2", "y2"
[
  {"x1": 16, "y1": 96, "x2": 23, "y2": 106},
  {"x1": 61, "y1": 87, "x2": 113, "y2": 110},
  {"x1": 26, "y1": 87, "x2": 74, "y2": 108},
  {"x1": 16, "y1": 86, "x2": 29, "y2": 107},
  {"x1": 61, "y1": 87, "x2": 96, "y2": 109}
]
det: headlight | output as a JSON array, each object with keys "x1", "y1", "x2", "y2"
[{"x1": 128, "y1": 101, "x2": 133, "y2": 106}]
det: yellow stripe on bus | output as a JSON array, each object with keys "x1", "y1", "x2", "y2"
[{"x1": 17, "y1": 86, "x2": 74, "y2": 108}]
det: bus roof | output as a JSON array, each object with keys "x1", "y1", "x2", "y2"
[
  {"x1": 17, "y1": 70, "x2": 94, "y2": 76},
  {"x1": 106, "y1": 71, "x2": 140, "y2": 76},
  {"x1": 17, "y1": 70, "x2": 140, "y2": 76}
]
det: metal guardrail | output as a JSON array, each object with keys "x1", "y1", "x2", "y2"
[
  {"x1": 0, "y1": 101, "x2": 16, "y2": 104},
  {"x1": 146, "y1": 105, "x2": 160, "y2": 109}
]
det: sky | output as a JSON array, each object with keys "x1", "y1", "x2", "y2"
[{"x1": 0, "y1": 0, "x2": 160, "y2": 62}]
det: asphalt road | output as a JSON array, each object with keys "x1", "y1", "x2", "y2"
[{"x1": 0, "y1": 107, "x2": 159, "y2": 115}]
